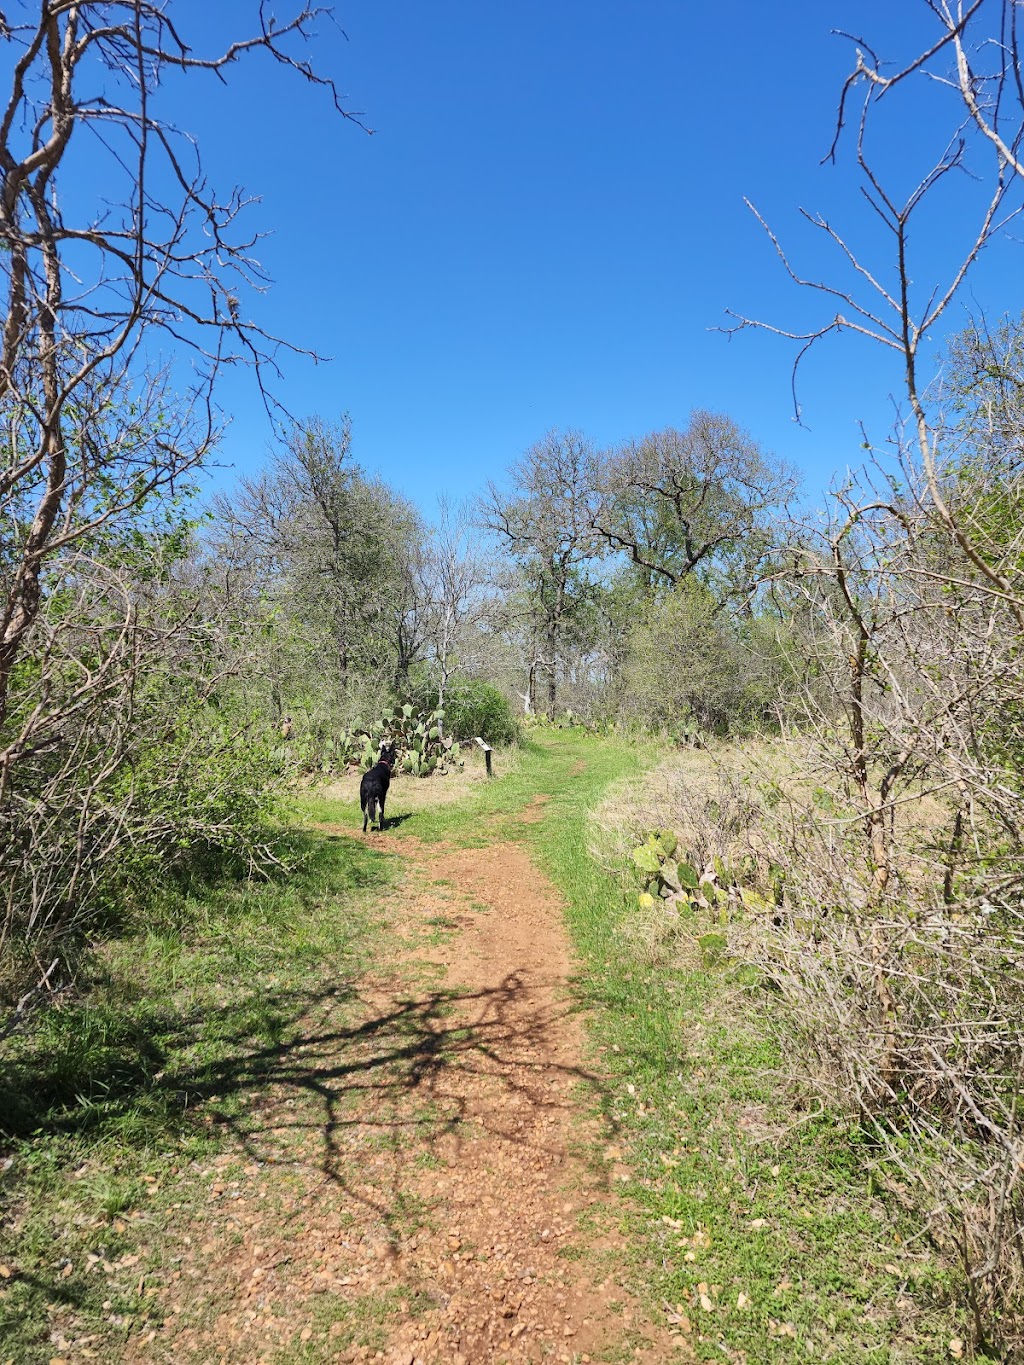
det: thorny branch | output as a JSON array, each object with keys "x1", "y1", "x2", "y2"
[
  {"x1": 0, "y1": 4, "x2": 360, "y2": 1003},
  {"x1": 720, "y1": 5, "x2": 1024, "y2": 1346}
]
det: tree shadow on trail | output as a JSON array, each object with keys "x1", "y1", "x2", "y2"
[
  {"x1": 190, "y1": 967, "x2": 614, "y2": 1243},
  {"x1": 2, "y1": 966, "x2": 617, "y2": 1244}
]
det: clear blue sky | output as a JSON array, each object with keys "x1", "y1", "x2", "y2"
[{"x1": 139, "y1": 3, "x2": 1024, "y2": 510}]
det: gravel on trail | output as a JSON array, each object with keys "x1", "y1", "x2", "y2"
[{"x1": 138, "y1": 829, "x2": 690, "y2": 1365}]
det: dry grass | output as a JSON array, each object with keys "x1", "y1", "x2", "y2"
[
  {"x1": 583, "y1": 735, "x2": 967, "y2": 1360},
  {"x1": 319, "y1": 744, "x2": 520, "y2": 815},
  {"x1": 587, "y1": 740, "x2": 789, "y2": 969},
  {"x1": 588, "y1": 737, "x2": 798, "y2": 874},
  {"x1": 591, "y1": 735, "x2": 1024, "y2": 1358}
]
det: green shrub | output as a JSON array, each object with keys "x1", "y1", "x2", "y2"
[
  {"x1": 411, "y1": 678, "x2": 521, "y2": 745},
  {"x1": 617, "y1": 583, "x2": 788, "y2": 737}
]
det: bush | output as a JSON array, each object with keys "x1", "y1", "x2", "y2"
[
  {"x1": 0, "y1": 554, "x2": 284, "y2": 1014},
  {"x1": 411, "y1": 677, "x2": 521, "y2": 745},
  {"x1": 617, "y1": 584, "x2": 764, "y2": 736}
]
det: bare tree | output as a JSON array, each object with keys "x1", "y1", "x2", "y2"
[
  {"x1": 0, "y1": 4, "x2": 362, "y2": 729},
  {"x1": 0, "y1": 5, "x2": 359, "y2": 1005},
  {"x1": 727, "y1": 5, "x2": 1022, "y2": 617},
  {"x1": 420, "y1": 498, "x2": 492, "y2": 722},
  {"x1": 480, "y1": 429, "x2": 601, "y2": 718},
  {"x1": 724, "y1": 7, "x2": 1024, "y2": 1347}
]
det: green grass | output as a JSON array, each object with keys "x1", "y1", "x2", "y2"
[
  {"x1": 382, "y1": 730, "x2": 967, "y2": 1362},
  {"x1": 1, "y1": 731, "x2": 971, "y2": 1364},
  {"x1": 281, "y1": 1283, "x2": 434, "y2": 1360},
  {"x1": 372, "y1": 732, "x2": 623, "y2": 845},
  {"x1": 0, "y1": 827, "x2": 397, "y2": 1365}
]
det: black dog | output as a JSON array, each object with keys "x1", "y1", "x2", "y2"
[{"x1": 360, "y1": 741, "x2": 397, "y2": 833}]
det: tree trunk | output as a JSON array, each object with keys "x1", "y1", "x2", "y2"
[{"x1": 545, "y1": 623, "x2": 557, "y2": 718}]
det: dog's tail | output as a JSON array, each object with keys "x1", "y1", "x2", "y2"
[{"x1": 365, "y1": 795, "x2": 379, "y2": 830}]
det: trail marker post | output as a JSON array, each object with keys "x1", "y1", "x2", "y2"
[{"x1": 475, "y1": 737, "x2": 493, "y2": 778}]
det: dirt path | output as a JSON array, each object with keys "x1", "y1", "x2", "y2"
[{"x1": 144, "y1": 824, "x2": 687, "y2": 1364}]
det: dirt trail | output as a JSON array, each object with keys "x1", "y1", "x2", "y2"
[{"x1": 147, "y1": 822, "x2": 687, "y2": 1364}]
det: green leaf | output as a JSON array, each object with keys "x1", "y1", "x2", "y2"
[
  {"x1": 631, "y1": 846, "x2": 663, "y2": 875},
  {"x1": 678, "y1": 862, "x2": 699, "y2": 889},
  {"x1": 657, "y1": 830, "x2": 678, "y2": 858},
  {"x1": 659, "y1": 859, "x2": 682, "y2": 892}
]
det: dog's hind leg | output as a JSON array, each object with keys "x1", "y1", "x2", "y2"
[
  {"x1": 361, "y1": 799, "x2": 370, "y2": 833},
  {"x1": 378, "y1": 795, "x2": 386, "y2": 831}
]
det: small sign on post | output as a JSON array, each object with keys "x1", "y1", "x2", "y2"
[{"x1": 475, "y1": 736, "x2": 493, "y2": 778}]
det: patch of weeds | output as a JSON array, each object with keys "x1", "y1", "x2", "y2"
[
  {"x1": 413, "y1": 1101, "x2": 443, "y2": 1132},
  {"x1": 594, "y1": 1336, "x2": 641, "y2": 1364},
  {"x1": 556, "y1": 1243, "x2": 584, "y2": 1261},
  {"x1": 392, "y1": 957, "x2": 449, "y2": 992},
  {"x1": 77, "y1": 1170, "x2": 147, "y2": 1221},
  {"x1": 421, "y1": 913, "x2": 460, "y2": 946},
  {"x1": 424, "y1": 914, "x2": 459, "y2": 930},
  {"x1": 295, "y1": 1285, "x2": 434, "y2": 1357},
  {"x1": 387, "y1": 1190, "x2": 432, "y2": 1238},
  {"x1": 573, "y1": 1203, "x2": 603, "y2": 1235},
  {"x1": 228, "y1": 995, "x2": 290, "y2": 1045},
  {"x1": 0, "y1": 1172, "x2": 155, "y2": 1364},
  {"x1": 360, "y1": 1130, "x2": 408, "y2": 1154}
]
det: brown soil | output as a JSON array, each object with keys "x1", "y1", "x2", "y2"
[
  {"x1": 132, "y1": 827, "x2": 689, "y2": 1364},
  {"x1": 515, "y1": 795, "x2": 551, "y2": 824}
]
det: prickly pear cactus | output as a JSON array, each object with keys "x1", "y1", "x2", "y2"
[
  {"x1": 630, "y1": 830, "x2": 698, "y2": 909},
  {"x1": 341, "y1": 703, "x2": 466, "y2": 778},
  {"x1": 629, "y1": 828, "x2": 740, "y2": 923}
]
